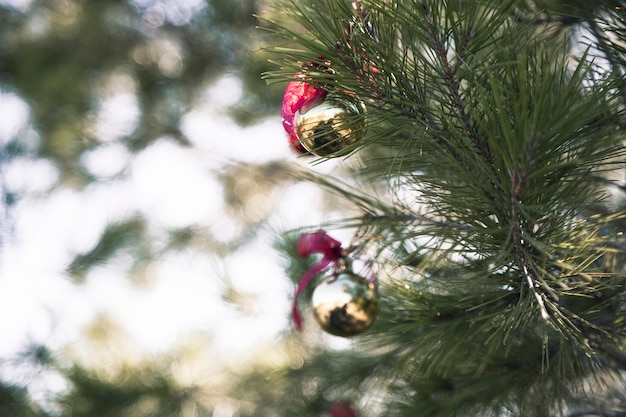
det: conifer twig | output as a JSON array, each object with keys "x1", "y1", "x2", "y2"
[
  {"x1": 511, "y1": 167, "x2": 551, "y2": 320},
  {"x1": 421, "y1": 3, "x2": 492, "y2": 169},
  {"x1": 415, "y1": 1, "x2": 514, "y2": 212},
  {"x1": 509, "y1": 139, "x2": 564, "y2": 319}
]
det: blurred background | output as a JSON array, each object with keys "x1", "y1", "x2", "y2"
[{"x1": 0, "y1": 0, "x2": 354, "y2": 415}]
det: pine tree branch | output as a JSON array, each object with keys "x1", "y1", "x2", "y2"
[
  {"x1": 266, "y1": 2, "x2": 626, "y2": 414},
  {"x1": 422, "y1": 2, "x2": 494, "y2": 171},
  {"x1": 408, "y1": 1, "x2": 518, "y2": 223},
  {"x1": 333, "y1": 5, "x2": 446, "y2": 137},
  {"x1": 509, "y1": 135, "x2": 562, "y2": 315},
  {"x1": 510, "y1": 161, "x2": 553, "y2": 319},
  {"x1": 375, "y1": 82, "x2": 443, "y2": 134}
]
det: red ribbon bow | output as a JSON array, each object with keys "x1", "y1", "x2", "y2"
[
  {"x1": 292, "y1": 231, "x2": 344, "y2": 331},
  {"x1": 281, "y1": 68, "x2": 328, "y2": 154}
]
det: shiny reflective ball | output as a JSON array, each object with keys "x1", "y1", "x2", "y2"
[
  {"x1": 312, "y1": 272, "x2": 378, "y2": 337},
  {"x1": 294, "y1": 95, "x2": 366, "y2": 157}
]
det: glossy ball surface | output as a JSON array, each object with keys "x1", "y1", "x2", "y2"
[
  {"x1": 312, "y1": 272, "x2": 378, "y2": 337},
  {"x1": 294, "y1": 96, "x2": 366, "y2": 157}
]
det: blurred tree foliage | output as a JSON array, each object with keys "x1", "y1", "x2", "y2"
[
  {"x1": 0, "y1": 0, "x2": 282, "y2": 185},
  {"x1": 0, "y1": 0, "x2": 297, "y2": 416}
]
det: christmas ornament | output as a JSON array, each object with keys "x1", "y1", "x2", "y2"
[
  {"x1": 312, "y1": 269, "x2": 378, "y2": 337},
  {"x1": 281, "y1": 2, "x2": 376, "y2": 156},
  {"x1": 294, "y1": 94, "x2": 367, "y2": 157},
  {"x1": 282, "y1": 70, "x2": 367, "y2": 157},
  {"x1": 330, "y1": 400, "x2": 358, "y2": 417},
  {"x1": 292, "y1": 231, "x2": 378, "y2": 336}
]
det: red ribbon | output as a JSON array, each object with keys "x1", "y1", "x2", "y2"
[
  {"x1": 292, "y1": 231, "x2": 344, "y2": 331},
  {"x1": 281, "y1": 67, "x2": 328, "y2": 154}
]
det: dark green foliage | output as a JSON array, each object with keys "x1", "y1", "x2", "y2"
[
  {"x1": 59, "y1": 365, "x2": 208, "y2": 417},
  {"x1": 0, "y1": 345, "x2": 54, "y2": 417},
  {"x1": 0, "y1": 383, "x2": 49, "y2": 417},
  {"x1": 263, "y1": 0, "x2": 626, "y2": 416}
]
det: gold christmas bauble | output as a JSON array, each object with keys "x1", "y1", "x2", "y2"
[
  {"x1": 294, "y1": 95, "x2": 366, "y2": 157},
  {"x1": 311, "y1": 271, "x2": 378, "y2": 337}
]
